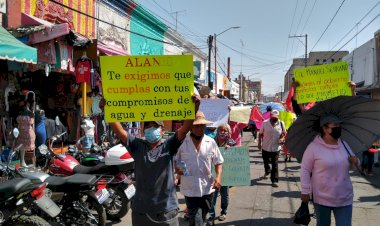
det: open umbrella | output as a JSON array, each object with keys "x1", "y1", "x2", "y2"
[{"x1": 285, "y1": 96, "x2": 380, "y2": 163}]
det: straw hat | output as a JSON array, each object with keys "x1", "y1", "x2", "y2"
[{"x1": 193, "y1": 111, "x2": 213, "y2": 125}]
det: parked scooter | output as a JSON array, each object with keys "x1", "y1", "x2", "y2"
[{"x1": 38, "y1": 132, "x2": 135, "y2": 220}]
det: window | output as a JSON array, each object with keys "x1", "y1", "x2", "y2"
[
  {"x1": 323, "y1": 59, "x2": 327, "y2": 63},
  {"x1": 331, "y1": 59, "x2": 335, "y2": 62},
  {"x1": 316, "y1": 59, "x2": 320, "y2": 63}
]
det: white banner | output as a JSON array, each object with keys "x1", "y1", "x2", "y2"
[
  {"x1": 199, "y1": 99, "x2": 230, "y2": 127},
  {"x1": 229, "y1": 106, "x2": 251, "y2": 123}
]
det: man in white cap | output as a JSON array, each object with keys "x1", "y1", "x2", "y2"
[
  {"x1": 258, "y1": 110, "x2": 286, "y2": 187},
  {"x1": 175, "y1": 111, "x2": 224, "y2": 226}
]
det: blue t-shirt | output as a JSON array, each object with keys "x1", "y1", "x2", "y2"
[{"x1": 127, "y1": 134, "x2": 182, "y2": 213}]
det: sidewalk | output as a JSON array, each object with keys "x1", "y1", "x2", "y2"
[{"x1": 108, "y1": 131, "x2": 380, "y2": 225}]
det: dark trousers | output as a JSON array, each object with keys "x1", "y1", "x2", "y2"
[
  {"x1": 250, "y1": 126, "x2": 257, "y2": 139},
  {"x1": 362, "y1": 151, "x2": 375, "y2": 174},
  {"x1": 131, "y1": 209, "x2": 179, "y2": 226},
  {"x1": 185, "y1": 194, "x2": 213, "y2": 226},
  {"x1": 262, "y1": 150, "x2": 279, "y2": 183},
  {"x1": 209, "y1": 186, "x2": 229, "y2": 218}
]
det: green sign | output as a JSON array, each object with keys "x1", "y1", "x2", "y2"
[{"x1": 216, "y1": 146, "x2": 251, "y2": 186}]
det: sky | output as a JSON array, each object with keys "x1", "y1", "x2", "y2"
[{"x1": 135, "y1": 0, "x2": 380, "y2": 95}]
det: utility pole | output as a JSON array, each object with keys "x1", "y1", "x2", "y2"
[
  {"x1": 214, "y1": 33, "x2": 217, "y2": 93},
  {"x1": 227, "y1": 57, "x2": 231, "y2": 80},
  {"x1": 170, "y1": 10, "x2": 186, "y2": 31},
  {"x1": 240, "y1": 40, "x2": 244, "y2": 101},
  {"x1": 280, "y1": 86, "x2": 283, "y2": 101},
  {"x1": 208, "y1": 35, "x2": 213, "y2": 89},
  {"x1": 289, "y1": 34, "x2": 308, "y2": 67}
]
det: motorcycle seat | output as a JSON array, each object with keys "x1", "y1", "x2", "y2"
[
  {"x1": 46, "y1": 174, "x2": 97, "y2": 188},
  {"x1": 73, "y1": 162, "x2": 111, "y2": 174},
  {"x1": 0, "y1": 178, "x2": 32, "y2": 202}
]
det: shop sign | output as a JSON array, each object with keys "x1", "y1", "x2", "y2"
[{"x1": 100, "y1": 55, "x2": 195, "y2": 122}]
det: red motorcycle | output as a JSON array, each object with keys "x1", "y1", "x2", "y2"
[{"x1": 37, "y1": 132, "x2": 135, "y2": 220}]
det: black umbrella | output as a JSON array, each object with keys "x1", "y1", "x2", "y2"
[{"x1": 285, "y1": 96, "x2": 380, "y2": 163}]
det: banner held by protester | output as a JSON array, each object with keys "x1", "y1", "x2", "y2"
[
  {"x1": 199, "y1": 99, "x2": 230, "y2": 127},
  {"x1": 100, "y1": 55, "x2": 195, "y2": 122},
  {"x1": 294, "y1": 62, "x2": 351, "y2": 104},
  {"x1": 213, "y1": 146, "x2": 251, "y2": 186}
]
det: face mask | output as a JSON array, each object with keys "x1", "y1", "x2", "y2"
[
  {"x1": 330, "y1": 127, "x2": 342, "y2": 139},
  {"x1": 219, "y1": 133, "x2": 228, "y2": 140},
  {"x1": 270, "y1": 118, "x2": 278, "y2": 123},
  {"x1": 205, "y1": 129, "x2": 217, "y2": 139},
  {"x1": 190, "y1": 132, "x2": 204, "y2": 140},
  {"x1": 144, "y1": 127, "x2": 162, "y2": 143}
]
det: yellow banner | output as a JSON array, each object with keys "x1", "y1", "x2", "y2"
[
  {"x1": 100, "y1": 55, "x2": 195, "y2": 122},
  {"x1": 294, "y1": 62, "x2": 351, "y2": 103}
]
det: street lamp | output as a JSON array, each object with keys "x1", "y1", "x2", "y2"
[{"x1": 208, "y1": 26, "x2": 240, "y2": 91}]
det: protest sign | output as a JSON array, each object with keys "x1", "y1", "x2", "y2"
[
  {"x1": 229, "y1": 106, "x2": 251, "y2": 123},
  {"x1": 279, "y1": 111, "x2": 296, "y2": 130},
  {"x1": 294, "y1": 62, "x2": 351, "y2": 103},
  {"x1": 216, "y1": 146, "x2": 251, "y2": 186},
  {"x1": 199, "y1": 99, "x2": 229, "y2": 127},
  {"x1": 100, "y1": 55, "x2": 194, "y2": 122}
]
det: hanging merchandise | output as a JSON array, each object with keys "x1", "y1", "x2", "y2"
[{"x1": 75, "y1": 55, "x2": 95, "y2": 88}]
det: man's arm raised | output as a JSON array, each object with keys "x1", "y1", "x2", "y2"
[
  {"x1": 176, "y1": 95, "x2": 201, "y2": 141},
  {"x1": 99, "y1": 98, "x2": 129, "y2": 145}
]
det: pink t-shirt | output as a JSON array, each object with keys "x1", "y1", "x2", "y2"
[
  {"x1": 229, "y1": 121, "x2": 247, "y2": 146},
  {"x1": 300, "y1": 135, "x2": 354, "y2": 207}
]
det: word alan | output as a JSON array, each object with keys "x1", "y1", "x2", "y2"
[{"x1": 125, "y1": 57, "x2": 160, "y2": 67}]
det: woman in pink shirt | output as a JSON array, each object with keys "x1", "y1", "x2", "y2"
[{"x1": 300, "y1": 115, "x2": 358, "y2": 226}]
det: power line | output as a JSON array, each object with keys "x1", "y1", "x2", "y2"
[
  {"x1": 310, "y1": 0, "x2": 346, "y2": 52},
  {"x1": 50, "y1": 0, "x2": 180, "y2": 47},
  {"x1": 327, "y1": 11, "x2": 380, "y2": 61},
  {"x1": 300, "y1": 0, "x2": 317, "y2": 32},
  {"x1": 330, "y1": 0, "x2": 380, "y2": 50},
  {"x1": 283, "y1": 0, "x2": 299, "y2": 71}
]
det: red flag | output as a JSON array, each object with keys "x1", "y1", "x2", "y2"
[
  {"x1": 305, "y1": 102, "x2": 316, "y2": 110},
  {"x1": 285, "y1": 86, "x2": 294, "y2": 112},
  {"x1": 249, "y1": 105, "x2": 264, "y2": 123}
]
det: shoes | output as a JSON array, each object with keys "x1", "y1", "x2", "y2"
[
  {"x1": 271, "y1": 182, "x2": 279, "y2": 187},
  {"x1": 218, "y1": 214, "x2": 226, "y2": 221},
  {"x1": 206, "y1": 217, "x2": 215, "y2": 226},
  {"x1": 284, "y1": 157, "x2": 288, "y2": 162}
]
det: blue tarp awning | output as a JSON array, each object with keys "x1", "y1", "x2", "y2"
[{"x1": 0, "y1": 26, "x2": 37, "y2": 64}]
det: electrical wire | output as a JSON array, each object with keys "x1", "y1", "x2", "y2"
[
  {"x1": 300, "y1": 0, "x2": 317, "y2": 33},
  {"x1": 50, "y1": 0, "x2": 180, "y2": 46},
  {"x1": 310, "y1": 0, "x2": 346, "y2": 52},
  {"x1": 330, "y1": 0, "x2": 380, "y2": 50},
  {"x1": 327, "y1": 11, "x2": 380, "y2": 61}
]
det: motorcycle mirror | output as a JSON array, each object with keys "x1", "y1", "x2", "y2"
[
  {"x1": 38, "y1": 144, "x2": 48, "y2": 155},
  {"x1": 12, "y1": 128, "x2": 19, "y2": 138}
]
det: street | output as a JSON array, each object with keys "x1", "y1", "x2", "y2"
[{"x1": 106, "y1": 131, "x2": 380, "y2": 226}]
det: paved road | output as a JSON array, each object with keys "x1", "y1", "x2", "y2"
[{"x1": 107, "y1": 132, "x2": 380, "y2": 226}]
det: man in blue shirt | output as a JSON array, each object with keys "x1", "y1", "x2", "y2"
[{"x1": 100, "y1": 96, "x2": 200, "y2": 226}]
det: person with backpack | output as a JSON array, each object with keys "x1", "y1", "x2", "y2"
[{"x1": 258, "y1": 110, "x2": 286, "y2": 187}]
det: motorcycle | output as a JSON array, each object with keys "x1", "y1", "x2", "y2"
[
  {"x1": 0, "y1": 153, "x2": 61, "y2": 226},
  {"x1": 38, "y1": 132, "x2": 135, "y2": 220},
  {"x1": 2, "y1": 128, "x2": 108, "y2": 226}
]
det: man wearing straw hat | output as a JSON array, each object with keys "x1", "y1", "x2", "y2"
[{"x1": 175, "y1": 111, "x2": 224, "y2": 226}]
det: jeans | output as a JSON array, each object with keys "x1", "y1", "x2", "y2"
[
  {"x1": 185, "y1": 194, "x2": 213, "y2": 226},
  {"x1": 131, "y1": 209, "x2": 179, "y2": 226},
  {"x1": 209, "y1": 186, "x2": 229, "y2": 219},
  {"x1": 82, "y1": 135, "x2": 95, "y2": 148},
  {"x1": 262, "y1": 150, "x2": 279, "y2": 183},
  {"x1": 314, "y1": 203, "x2": 352, "y2": 226}
]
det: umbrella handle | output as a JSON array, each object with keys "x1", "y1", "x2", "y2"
[{"x1": 341, "y1": 140, "x2": 366, "y2": 176}]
